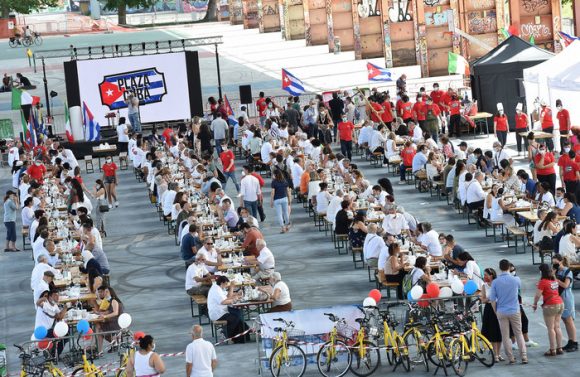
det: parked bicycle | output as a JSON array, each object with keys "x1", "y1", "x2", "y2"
[
  {"x1": 14, "y1": 343, "x2": 65, "y2": 377},
  {"x1": 269, "y1": 318, "x2": 307, "y2": 377},
  {"x1": 317, "y1": 313, "x2": 352, "y2": 377}
]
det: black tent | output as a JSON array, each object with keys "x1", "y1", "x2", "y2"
[{"x1": 470, "y1": 36, "x2": 553, "y2": 130}]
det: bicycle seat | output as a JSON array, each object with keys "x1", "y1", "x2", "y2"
[
  {"x1": 355, "y1": 318, "x2": 366, "y2": 324},
  {"x1": 273, "y1": 318, "x2": 284, "y2": 322},
  {"x1": 323, "y1": 313, "x2": 338, "y2": 322}
]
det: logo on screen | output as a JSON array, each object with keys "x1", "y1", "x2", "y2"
[{"x1": 98, "y1": 68, "x2": 167, "y2": 110}]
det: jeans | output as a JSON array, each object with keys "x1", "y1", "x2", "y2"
[
  {"x1": 497, "y1": 312, "x2": 527, "y2": 361},
  {"x1": 215, "y1": 139, "x2": 224, "y2": 155},
  {"x1": 274, "y1": 197, "x2": 289, "y2": 227},
  {"x1": 259, "y1": 116, "x2": 266, "y2": 127},
  {"x1": 244, "y1": 200, "x2": 258, "y2": 219},
  {"x1": 449, "y1": 114, "x2": 461, "y2": 135},
  {"x1": 340, "y1": 140, "x2": 353, "y2": 160},
  {"x1": 218, "y1": 307, "x2": 248, "y2": 343},
  {"x1": 5, "y1": 221, "x2": 16, "y2": 242},
  {"x1": 515, "y1": 129, "x2": 528, "y2": 152},
  {"x1": 400, "y1": 164, "x2": 411, "y2": 181},
  {"x1": 128, "y1": 112, "x2": 141, "y2": 132},
  {"x1": 223, "y1": 171, "x2": 240, "y2": 192}
]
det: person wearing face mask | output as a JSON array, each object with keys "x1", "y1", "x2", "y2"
[
  {"x1": 539, "y1": 100, "x2": 555, "y2": 151},
  {"x1": 557, "y1": 145, "x2": 580, "y2": 196},
  {"x1": 207, "y1": 276, "x2": 248, "y2": 343},
  {"x1": 514, "y1": 103, "x2": 529, "y2": 155},
  {"x1": 26, "y1": 159, "x2": 46, "y2": 184},
  {"x1": 534, "y1": 144, "x2": 557, "y2": 194},
  {"x1": 265, "y1": 99, "x2": 280, "y2": 119},
  {"x1": 102, "y1": 156, "x2": 118, "y2": 209},
  {"x1": 556, "y1": 99, "x2": 571, "y2": 150},
  {"x1": 95, "y1": 284, "x2": 124, "y2": 353},
  {"x1": 337, "y1": 113, "x2": 355, "y2": 160},
  {"x1": 480, "y1": 268, "x2": 503, "y2": 362},
  {"x1": 552, "y1": 254, "x2": 578, "y2": 352},
  {"x1": 494, "y1": 103, "x2": 509, "y2": 147},
  {"x1": 126, "y1": 334, "x2": 165, "y2": 377}
]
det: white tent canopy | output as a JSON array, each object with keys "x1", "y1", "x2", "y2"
[{"x1": 548, "y1": 59, "x2": 580, "y2": 126}]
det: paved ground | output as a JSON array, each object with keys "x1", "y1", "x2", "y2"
[{"x1": 1, "y1": 132, "x2": 578, "y2": 376}]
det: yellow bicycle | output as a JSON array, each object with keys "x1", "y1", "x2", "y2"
[
  {"x1": 269, "y1": 318, "x2": 306, "y2": 377},
  {"x1": 448, "y1": 315, "x2": 495, "y2": 376},
  {"x1": 349, "y1": 316, "x2": 380, "y2": 377},
  {"x1": 401, "y1": 305, "x2": 430, "y2": 372},
  {"x1": 380, "y1": 312, "x2": 411, "y2": 372},
  {"x1": 71, "y1": 350, "x2": 104, "y2": 377},
  {"x1": 15, "y1": 344, "x2": 65, "y2": 377},
  {"x1": 115, "y1": 332, "x2": 136, "y2": 377},
  {"x1": 425, "y1": 321, "x2": 454, "y2": 376},
  {"x1": 317, "y1": 313, "x2": 352, "y2": 377}
]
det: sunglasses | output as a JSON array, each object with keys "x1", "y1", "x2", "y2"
[{"x1": 206, "y1": 243, "x2": 213, "y2": 246}]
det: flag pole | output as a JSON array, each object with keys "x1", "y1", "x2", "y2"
[{"x1": 355, "y1": 87, "x2": 388, "y2": 128}]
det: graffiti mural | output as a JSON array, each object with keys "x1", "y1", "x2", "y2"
[
  {"x1": 388, "y1": 0, "x2": 412, "y2": 22},
  {"x1": 357, "y1": 0, "x2": 380, "y2": 17},
  {"x1": 520, "y1": 22, "x2": 551, "y2": 39},
  {"x1": 521, "y1": 0, "x2": 548, "y2": 13},
  {"x1": 383, "y1": 20, "x2": 393, "y2": 68},
  {"x1": 423, "y1": 0, "x2": 440, "y2": 6},
  {"x1": 424, "y1": 10, "x2": 448, "y2": 26},
  {"x1": 464, "y1": 0, "x2": 495, "y2": 11},
  {"x1": 263, "y1": 4, "x2": 277, "y2": 15},
  {"x1": 467, "y1": 10, "x2": 497, "y2": 34}
]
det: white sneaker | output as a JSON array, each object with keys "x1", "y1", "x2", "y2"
[
  {"x1": 512, "y1": 343, "x2": 518, "y2": 350},
  {"x1": 526, "y1": 340, "x2": 539, "y2": 347},
  {"x1": 398, "y1": 181, "x2": 406, "y2": 185},
  {"x1": 115, "y1": 201, "x2": 119, "y2": 207},
  {"x1": 108, "y1": 204, "x2": 113, "y2": 209}
]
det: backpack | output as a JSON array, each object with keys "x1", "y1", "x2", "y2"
[{"x1": 402, "y1": 268, "x2": 418, "y2": 297}]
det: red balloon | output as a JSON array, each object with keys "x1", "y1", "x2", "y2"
[
  {"x1": 133, "y1": 331, "x2": 146, "y2": 341},
  {"x1": 508, "y1": 24, "x2": 519, "y2": 37},
  {"x1": 83, "y1": 328, "x2": 94, "y2": 340},
  {"x1": 418, "y1": 294, "x2": 431, "y2": 308},
  {"x1": 38, "y1": 340, "x2": 53, "y2": 350},
  {"x1": 369, "y1": 289, "x2": 382, "y2": 303},
  {"x1": 426, "y1": 283, "x2": 440, "y2": 298}
]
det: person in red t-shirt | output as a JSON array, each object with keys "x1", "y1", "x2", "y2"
[
  {"x1": 494, "y1": 103, "x2": 509, "y2": 147},
  {"x1": 219, "y1": 141, "x2": 240, "y2": 193},
  {"x1": 413, "y1": 94, "x2": 427, "y2": 129},
  {"x1": 540, "y1": 101, "x2": 555, "y2": 151},
  {"x1": 256, "y1": 92, "x2": 267, "y2": 125},
  {"x1": 400, "y1": 95, "x2": 414, "y2": 124},
  {"x1": 534, "y1": 145, "x2": 557, "y2": 193},
  {"x1": 533, "y1": 263, "x2": 564, "y2": 355},
  {"x1": 399, "y1": 140, "x2": 416, "y2": 183},
  {"x1": 369, "y1": 100, "x2": 384, "y2": 124},
  {"x1": 161, "y1": 124, "x2": 174, "y2": 145},
  {"x1": 557, "y1": 148, "x2": 579, "y2": 194},
  {"x1": 381, "y1": 96, "x2": 394, "y2": 128},
  {"x1": 430, "y1": 83, "x2": 444, "y2": 108},
  {"x1": 26, "y1": 160, "x2": 46, "y2": 183},
  {"x1": 514, "y1": 104, "x2": 529, "y2": 154},
  {"x1": 448, "y1": 94, "x2": 462, "y2": 137},
  {"x1": 337, "y1": 114, "x2": 355, "y2": 160},
  {"x1": 556, "y1": 99, "x2": 571, "y2": 149},
  {"x1": 102, "y1": 157, "x2": 118, "y2": 208}
]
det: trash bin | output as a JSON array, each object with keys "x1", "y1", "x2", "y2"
[
  {"x1": 334, "y1": 37, "x2": 341, "y2": 55},
  {"x1": 0, "y1": 343, "x2": 6, "y2": 377}
]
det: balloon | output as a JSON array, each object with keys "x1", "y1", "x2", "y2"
[
  {"x1": 426, "y1": 283, "x2": 440, "y2": 298},
  {"x1": 418, "y1": 294, "x2": 431, "y2": 308},
  {"x1": 508, "y1": 24, "x2": 519, "y2": 37},
  {"x1": 133, "y1": 331, "x2": 145, "y2": 341},
  {"x1": 407, "y1": 291, "x2": 414, "y2": 301},
  {"x1": 118, "y1": 313, "x2": 132, "y2": 329},
  {"x1": 76, "y1": 319, "x2": 90, "y2": 334},
  {"x1": 464, "y1": 280, "x2": 478, "y2": 295},
  {"x1": 410, "y1": 285, "x2": 424, "y2": 301},
  {"x1": 83, "y1": 328, "x2": 94, "y2": 341},
  {"x1": 439, "y1": 287, "x2": 453, "y2": 298},
  {"x1": 369, "y1": 289, "x2": 382, "y2": 303},
  {"x1": 363, "y1": 297, "x2": 377, "y2": 307},
  {"x1": 34, "y1": 326, "x2": 48, "y2": 340},
  {"x1": 53, "y1": 322, "x2": 69, "y2": 338},
  {"x1": 37, "y1": 340, "x2": 52, "y2": 350},
  {"x1": 451, "y1": 280, "x2": 464, "y2": 294}
]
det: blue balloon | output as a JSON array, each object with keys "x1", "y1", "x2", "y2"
[
  {"x1": 407, "y1": 291, "x2": 414, "y2": 301},
  {"x1": 76, "y1": 319, "x2": 90, "y2": 334},
  {"x1": 34, "y1": 326, "x2": 48, "y2": 340},
  {"x1": 464, "y1": 280, "x2": 478, "y2": 295}
]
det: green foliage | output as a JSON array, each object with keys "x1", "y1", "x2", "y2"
[
  {"x1": 0, "y1": 0, "x2": 58, "y2": 17},
  {"x1": 102, "y1": 0, "x2": 155, "y2": 12}
]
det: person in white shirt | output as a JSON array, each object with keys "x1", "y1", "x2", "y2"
[
  {"x1": 363, "y1": 224, "x2": 385, "y2": 267},
  {"x1": 8, "y1": 141, "x2": 20, "y2": 168},
  {"x1": 291, "y1": 158, "x2": 304, "y2": 189},
  {"x1": 207, "y1": 276, "x2": 246, "y2": 343},
  {"x1": 116, "y1": 117, "x2": 130, "y2": 154},
  {"x1": 239, "y1": 165, "x2": 261, "y2": 219},
  {"x1": 367, "y1": 185, "x2": 387, "y2": 207},
  {"x1": 128, "y1": 134, "x2": 137, "y2": 162},
  {"x1": 162, "y1": 183, "x2": 178, "y2": 217},
  {"x1": 253, "y1": 239, "x2": 275, "y2": 280},
  {"x1": 33, "y1": 270, "x2": 54, "y2": 307},
  {"x1": 492, "y1": 141, "x2": 512, "y2": 167},
  {"x1": 454, "y1": 252, "x2": 483, "y2": 289},
  {"x1": 326, "y1": 189, "x2": 344, "y2": 224},
  {"x1": 185, "y1": 257, "x2": 212, "y2": 296},
  {"x1": 466, "y1": 172, "x2": 486, "y2": 210},
  {"x1": 417, "y1": 222, "x2": 442, "y2": 257},
  {"x1": 535, "y1": 182, "x2": 556, "y2": 207},
  {"x1": 19, "y1": 175, "x2": 30, "y2": 200},
  {"x1": 258, "y1": 272, "x2": 292, "y2": 312},
  {"x1": 381, "y1": 205, "x2": 409, "y2": 236},
  {"x1": 185, "y1": 325, "x2": 217, "y2": 377},
  {"x1": 369, "y1": 124, "x2": 388, "y2": 153},
  {"x1": 34, "y1": 290, "x2": 67, "y2": 352},
  {"x1": 358, "y1": 121, "x2": 373, "y2": 147},
  {"x1": 31, "y1": 255, "x2": 58, "y2": 291},
  {"x1": 411, "y1": 122, "x2": 423, "y2": 144},
  {"x1": 260, "y1": 139, "x2": 274, "y2": 164},
  {"x1": 21, "y1": 197, "x2": 35, "y2": 227},
  {"x1": 57, "y1": 147, "x2": 79, "y2": 170},
  {"x1": 196, "y1": 239, "x2": 223, "y2": 273},
  {"x1": 315, "y1": 183, "x2": 333, "y2": 214},
  {"x1": 455, "y1": 141, "x2": 468, "y2": 160}
]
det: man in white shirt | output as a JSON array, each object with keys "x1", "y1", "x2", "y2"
[
  {"x1": 239, "y1": 165, "x2": 261, "y2": 219},
  {"x1": 291, "y1": 158, "x2": 304, "y2": 189},
  {"x1": 260, "y1": 139, "x2": 274, "y2": 165},
  {"x1": 418, "y1": 222, "x2": 442, "y2": 257},
  {"x1": 116, "y1": 117, "x2": 130, "y2": 152},
  {"x1": 368, "y1": 185, "x2": 387, "y2": 207},
  {"x1": 358, "y1": 122, "x2": 373, "y2": 147},
  {"x1": 207, "y1": 276, "x2": 246, "y2": 343},
  {"x1": 326, "y1": 189, "x2": 344, "y2": 224},
  {"x1": 33, "y1": 270, "x2": 54, "y2": 307},
  {"x1": 127, "y1": 134, "x2": 137, "y2": 162},
  {"x1": 185, "y1": 257, "x2": 212, "y2": 296},
  {"x1": 253, "y1": 239, "x2": 275, "y2": 279},
  {"x1": 185, "y1": 325, "x2": 217, "y2": 377},
  {"x1": 31, "y1": 255, "x2": 58, "y2": 291},
  {"x1": 8, "y1": 141, "x2": 20, "y2": 168},
  {"x1": 315, "y1": 183, "x2": 333, "y2": 214},
  {"x1": 455, "y1": 141, "x2": 468, "y2": 160},
  {"x1": 363, "y1": 224, "x2": 385, "y2": 267},
  {"x1": 57, "y1": 146, "x2": 79, "y2": 170},
  {"x1": 411, "y1": 122, "x2": 423, "y2": 144},
  {"x1": 162, "y1": 183, "x2": 178, "y2": 217},
  {"x1": 34, "y1": 290, "x2": 67, "y2": 346},
  {"x1": 381, "y1": 205, "x2": 409, "y2": 236},
  {"x1": 492, "y1": 141, "x2": 512, "y2": 167},
  {"x1": 196, "y1": 239, "x2": 222, "y2": 273},
  {"x1": 466, "y1": 171, "x2": 486, "y2": 210},
  {"x1": 369, "y1": 124, "x2": 387, "y2": 153}
]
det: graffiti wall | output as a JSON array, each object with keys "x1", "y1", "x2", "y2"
[
  {"x1": 511, "y1": 0, "x2": 560, "y2": 51},
  {"x1": 229, "y1": 0, "x2": 244, "y2": 24},
  {"x1": 460, "y1": 0, "x2": 499, "y2": 59},
  {"x1": 388, "y1": 0, "x2": 415, "y2": 67},
  {"x1": 357, "y1": 0, "x2": 383, "y2": 58},
  {"x1": 423, "y1": 0, "x2": 453, "y2": 76},
  {"x1": 306, "y1": 0, "x2": 329, "y2": 45},
  {"x1": 286, "y1": 0, "x2": 305, "y2": 40},
  {"x1": 259, "y1": 0, "x2": 281, "y2": 32},
  {"x1": 242, "y1": 0, "x2": 259, "y2": 28}
]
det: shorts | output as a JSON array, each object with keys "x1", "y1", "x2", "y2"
[
  {"x1": 561, "y1": 293, "x2": 576, "y2": 320},
  {"x1": 542, "y1": 303, "x2": 564, "y2": 317},
  {"x1": 104, "y1": 176, "x2": 116, "y2": 184}
]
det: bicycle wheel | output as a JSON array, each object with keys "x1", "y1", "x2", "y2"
[
  {"x1": 22, "y1": 38, "x2": 31, "y2": 47},
  {"x1": 349, "y1": 340, "x2": 380, "y2": 377},
  {"x1": 269, "y1": 344, "x2": 306, "y2": 377},
  {"x1": 472, "y1": 333, "x2": 495, "y2": 368},
  {"x1": 9, "y1": 39, "x2": 17, "y2": 48},
  {"x1": 449, "y1": 339, "x2": 469, "y2": 377},
  {"x1": 426, "y1": 339, "x2": 453, "y2": 368},
  {"x1": 403, "y1": 329, "x2": 429, "y2": 372},
  {"x1": 393, "y1": 335, "x2": 410, "y2": 372},
  {"x1": 72, "y1": 367, "x2": 102, "y2": 377},
  {"x1": 115, "y1": 368, "x2": 127, "y2": 377},
  {"x1": 316, "y1": 340, "x2": 351, "y2": 377},
  {"x1": 34, "y1": 36, "x2": 43, "y2": 45}
]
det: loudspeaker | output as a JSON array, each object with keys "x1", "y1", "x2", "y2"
[{"x1": 239, "y1": 85, "x2": 252, "y2": 104}]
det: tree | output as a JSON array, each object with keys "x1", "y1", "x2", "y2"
[
  {"x1": 103, "y1": 0, "x2": 154, "y2": 25},
  {"x1": 0, "y1": 0, "x2": 57, "y2": 19}
]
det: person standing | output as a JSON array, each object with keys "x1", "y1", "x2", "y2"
[
  {"x1": 540, "y1": 100, "x2": 555, "y2": 151},
  {"x1": 116, "y1": 117, "x2": 130, "y2": 153},
  {"x1": 552, "y1": 254, "x2": 578, "y2": 352},
  {"x1": 396, "y1": 74, "x2": 407, "y2": 94},
  {"x1": 480, "y1": 268, "x2": 503, "y2": 362},
  {"x1": 219, "y1": 141, "x2": 239, "y2": 193},
  {"x1": 494, "y1": 103, "x2": 509, "y2": 147},
  {"x1": 534, "y1": 144, "x2": 557, "y2": 194},
  {"x1": 514, "y1": 103, "x2": 529, "y2": 155},
  {"x1": 102, "y1": 157, "x2": 119, "y2": 209},
  {"x1": 270, "y1": 170, "x2": 291, "y2": 233},
  {"x1": 337, "y1": 114, "x2": 355, "y2": 160},
  {"x1": 4, "y1": 190, "x2": 19, "y2": 252},
  {"x1": 126, "y1": 95, "x2": 141, "y2": 133},
  {"x1": 211, "y1": 113, "x2": 228, "y2": 156},
  {"x1": 556, "y1": 99, "x2": 571, "y2": 149},
  {"x1": 558, "y1": 148, "x2": 580, "y2": 196},
  {"x1": 489, "y1": 259, "x2": 527, "y2": 364},
  {"x1": 185, "y1": 325, "x2": 217, "y2": 377},
  {"x1": 533, "y1": 263, "x2": 564, "y2": 356},
  {"x1": 239, "y1": 165, "x2": 261, "y2": 219},
  {"x1": 125, "y1": 335, "x2": 165, "y2": 377},
  {"x1": 256, "y1": 92, "x2": 268, "y2": 126},
  {"x1": 448, "y1": 94, "x2": 461, "y2": 137},
  {"x1": 329, "y1": 93, "x2": 344, "y2": 142}
]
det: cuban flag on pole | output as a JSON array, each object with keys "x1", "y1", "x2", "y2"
[
  {"x1": 83, "y1": 102, "x2": 101, "y2": 142},
  {"x1": 558, "y1": 31, "x2": 578, "y2": 47},
  {"x1": 223, "y1": 94, "x2": 238, "y2": 127},
  {"x1": 281, "y1": 69, "x2": 305, "y2": 96},
  {"x1": 367, "y1": 62, "x2": 392, "y2": 82}
]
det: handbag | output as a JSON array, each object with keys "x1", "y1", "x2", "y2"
[{"x1": 99, "y1": 204, "x2": 110, "y2": 213}]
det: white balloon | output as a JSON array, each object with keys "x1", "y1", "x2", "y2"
[
  {"x1": 410, "y1": 285, "x2": 424, "y2": 300},
  {"x1": 439, "y1": 287, "x2": 453, "y2": 298},
  {"x1": 363, "y1": 297, "x2": 377, "y2": 307},
  {"x1": 117, "y1": 313, "x2": 132, "y2": 329},
  {"x1": 451, "y1": 280, "x2": 464, "y2": 294},
  {"x1": 53, "y1": 321, "x2": 69, "y2": 338}
]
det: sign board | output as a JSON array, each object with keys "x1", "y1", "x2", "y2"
[{"x1": 7, "y1": 21, "x2": 14, "y2": 30}]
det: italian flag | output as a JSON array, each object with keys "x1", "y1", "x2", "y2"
[
  {"x1": 64, "y1": 103, "x2": 74, "y2": 143},
  {"x1": 448, "y1": 52, "x2": 470, "y2": 75},
  {"x1": 20, "y1": 110, "x2": 30, "y2": 149}
]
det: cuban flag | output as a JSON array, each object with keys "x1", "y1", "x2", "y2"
[
  {"x1": 99, "y1": 68, "x2": 167, "y2": 110},
  {"x1": 558, "y1": 31, "x2": 578, "y2": 47},
  {"x1": 223, "y1": 94, "x2": 238, "y2": 127},
  {"x1": 26, "y1": 111, "x2": 38, "y2": 149},
  {"x1": 281, "y1": 69, "x2": 305, "y2": 96},
  {"x1": 83, "y1": 102, "x2": 101, "y2": 142},
  {"x1": 367, "y1": 62, "x2": 392, "y2": 82}
]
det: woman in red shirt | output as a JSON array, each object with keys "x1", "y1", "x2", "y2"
[
  {"x1": 534, "y1": 145, "x2": 557, "y2": 194},
  {"x1": 556, "y1": 99, "x2": 571, "y2": 149},
  {"x1": 448, "y1": 94, "x2": 462, "y2": 137},
  {"x1": 399, "y1": 140, "x2": 416, "y2": 183},
  {"x1": 494, "y1": 107, "x2": 509, "y2": 147},
  {"x1": 514, "y1": 105, "x2": 529, "y2": 154},
  {"x1": 400, "y1": 95, "x2": 414, "y2": 125},
  {"x1": 533, "y1": 263, "x2": 564, "y2": 356},
  {"x1": 102, "y1": 157, "x2": 119, "y2": 209}
]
